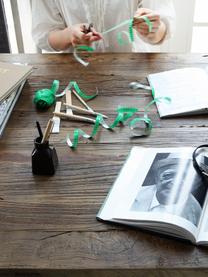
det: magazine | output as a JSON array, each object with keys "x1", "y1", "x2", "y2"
[
  {"x1": 147, "y1": 67, "x2": 208, "y2": 118},
  {"x1": 97, "y1": 147, "x2": 208, "y2": 245}
]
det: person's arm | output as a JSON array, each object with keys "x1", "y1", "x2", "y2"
[{"x1": 32, "y1": 0, "x2": 102, "y2": 52}]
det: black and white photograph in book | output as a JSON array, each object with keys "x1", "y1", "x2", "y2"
[{"x1": 131, "y1": 152, "x2": 208, "y2": 226}]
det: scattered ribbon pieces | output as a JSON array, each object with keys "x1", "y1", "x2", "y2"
[
  {"x1": 65, "y1": 92, "x2": 171, "y2": 149},
  {"x1": 66, "y1": 106, "x2": 153, "y2": 149},
  {"x1": 74, "y1": 16, "x2": 153, "y2": 66},
  {"x1": 34, "y1": 80, "x2": 59, "y2": 110},
  {"x1": 55, "y1": 81, "x2": 98, "y2": 100}
]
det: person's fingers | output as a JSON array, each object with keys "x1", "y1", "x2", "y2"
[
  {"x1": 135, "y1": 21, "x2": 160, "y2": 31},
  {"x1": 135, "y1": 8, "x2": 152, "y2": 17}
]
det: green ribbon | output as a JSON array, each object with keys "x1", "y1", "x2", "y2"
[
  {"x1": 73, "y1": 46, "x2": 95, "y2": 67},
  {"x1": 74, "y1": 16, "x2": 153, "y2": 66},
  {"x1": 117, "y1": 31, "x2": 131, "y2": 46},
  {"x1": 33, "y1": 80, "x2": 59, "y2": 110},
  {"x1": 68, "y1": 81, "x2": 98, "y2": 100},
  {"x1": 144, "y1": 96, "x2": 171, "y2": 113},
  {"x1": 129, "y1": 116, "x2": 153, "y2": 137},
  {"x1": 66, "y1": 106, "x2": 153, "y2": 149}
]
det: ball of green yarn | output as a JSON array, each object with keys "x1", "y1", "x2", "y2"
[
  {"x1": 34, "y1": 88, "x2": 56, "y2": 110},
  {"x1": 33, "y1": 80, "x2": 59, "y2": 110}
]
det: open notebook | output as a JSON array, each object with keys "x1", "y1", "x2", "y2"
[{"x1": 147, "y1": 67, "x2": 208, "y2": 118}]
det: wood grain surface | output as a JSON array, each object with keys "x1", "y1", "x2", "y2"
[{"x1": 0, "y1": 53, "x2": 208, "y2": 276}]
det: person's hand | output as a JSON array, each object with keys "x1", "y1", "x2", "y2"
[
  {"x1": 133, "y1": 8, "x2": 166, "y2": 43},
  {"x1": 67, "y1": 23, "x2": 102, "y2": 47}
]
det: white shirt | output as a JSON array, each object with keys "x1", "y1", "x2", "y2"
[{"x1": 32, "y1": 0, "x2": 175, "y2": 52}]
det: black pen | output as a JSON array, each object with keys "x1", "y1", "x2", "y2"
[{"x1": 36, "y1": 121, "x2": 43, "y2": 139}]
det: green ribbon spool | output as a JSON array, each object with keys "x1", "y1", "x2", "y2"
[{"x1": 34, "y1": 80, "x2": 59, "y2": 110}]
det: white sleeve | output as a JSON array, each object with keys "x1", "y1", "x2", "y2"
[
  {"x1": 31, "y1": 0, "x2": 66, "y2": 51},
  {"x1": 142, "y1": 0, "x2": 176, "y2": 40}
]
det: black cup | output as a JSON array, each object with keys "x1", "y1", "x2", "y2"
[{"x1": 32, "y1": 137, "x2": 58, "y2": 175}]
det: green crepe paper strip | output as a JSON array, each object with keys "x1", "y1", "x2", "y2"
[
  {"x1": 74, "y1": 16, "x2": 153, "y2": 66},
  {"x1": 129, "y1": 116, "x2": 153, "y2": 137},
  {"x1": 102, "y1": 19, "x2": 131, "y2": 35},
  {"x1": 67, "y1": 114, "x2": 103, "y2": 149},
  {"x1": 66, "y1": 106, "x2": 152, "y2": 149},
  {"x1": 34, "y1": 80, "x2": 59, "y2": 110},
  {"x1": 73, "y1": 46, "x2": 95, "y2": 67},
  {"x1": 68, "y1": 81, "x2": 98, "y2": 100},
  {"x1": 144, "y1": 96, "x2": 172, "y2": 113},
  {"x1": 117, "y1": 31, "x2": 131, "y2": 46},
  {"x1": 129, "y1": 16, "x2": 152, "y2": 42},
  {"x1": 76, "y1": 46, "x2": 94, "y2": 52}
]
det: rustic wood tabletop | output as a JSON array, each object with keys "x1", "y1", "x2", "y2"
[{"x1": 0, "y1": 53, "x2": 208, "y2": 277}]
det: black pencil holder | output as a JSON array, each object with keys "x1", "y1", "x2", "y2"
[{"x1": 32, "y1": 137, "x2": 58, "y2": 175}]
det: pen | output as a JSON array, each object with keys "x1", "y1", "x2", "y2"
[
  {"x1": 36, "y1": 121, "x2": 43, "y2": 139},
  {"x1": 41, "y1": 119, "x2": 54, "y2": 143}
]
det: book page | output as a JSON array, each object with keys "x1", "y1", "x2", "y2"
[
  {"x1": 98, "y1": 147, "x2": 207, "y2": 241},
  {"x1": 148, "y1": 68, "x2": 208, "y2": 117},
  {"x1": 195, "y1": 193, "x2": 208, "y2": 245}
]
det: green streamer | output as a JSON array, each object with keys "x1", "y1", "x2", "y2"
[
  {"x1": 144, "y1": 96, "x2": 171, "y2": 113},
  {"x1": 129, "y1": 16, "x2": 153, "y2": 42},
  {"x1": 102, "y1": 19, "x2": 131, "y2": 35},
  {"x1": 65, "y1": 106, "x2": 153, "y2": 149},
  {"x1": 68, "y1": 81, "x2": 98, "y2": 100},
  {"x1": 129, "y1": 116, "x2": 152, "y2": 137},
  {"x1": 129, "y1": 18, "x2": 134, "y2": 42},
  {"x1": 74, "y1": 16, "x2": 153, "y2": 66},
  {"x1": 117, "y1": 31, "x2": 131, "y2": 46},
  {"x1": 33, "y1": 80, "x2": 59, "y2": 110},
  {"x1": 76, "y1": 45, "x2": 94, "y2": 52}
]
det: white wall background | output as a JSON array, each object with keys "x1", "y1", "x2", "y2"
[{"x1": 161, "y1": 0, "x2": 195, "y2": 53}]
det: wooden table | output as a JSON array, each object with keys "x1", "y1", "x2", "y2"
[{"x1": 1, "y1": 53, "x2": 208, "y2": 277}]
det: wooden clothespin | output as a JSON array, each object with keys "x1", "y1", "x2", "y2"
[
  {"x1": 52, "y1": 101, "x2": 62, "y2": 133},
  {"x1": 53, "y1": 87, "x2": 108, "y2": 124},
  {"x1": 53, "y1": 88, "x2": 96, "y2": 124}
]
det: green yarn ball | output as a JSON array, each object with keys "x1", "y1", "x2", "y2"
[
  {"x1": 34, "y1": 88, "x2": 56, "y2": 110},
  {"x1": 33, "y1": 80, "x2": 59, "y2": 110}
]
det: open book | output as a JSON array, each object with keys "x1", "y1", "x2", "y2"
[
  {"x1": 0, "y1": 62, "x2": 33, "y2": 102},
  {"x1": 147, "y1": 67, "x2": 208, "y2": 118},
  {"x1": 97, "y1": 147, "x2": 208, "y2": 245}
]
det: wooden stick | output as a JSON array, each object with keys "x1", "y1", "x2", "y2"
[
  {"x1": 52, "y1": 101, "x2": 62, "y2": 133},
  {"x1": 72, "y1": 88, "x2": 94, "y2": 112},
  {"x1": 65, "y1": 89, "x2": 73, "y2": 115},
  {"x1": 63, "y1": 103, "x2": 108, "y2": 119},
  {"x1": 53, "y1": 112, "x2": 96, "y2": 124},
  {"x1": 41, "y1": 119, "x2": 54, "y2": 143}
]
